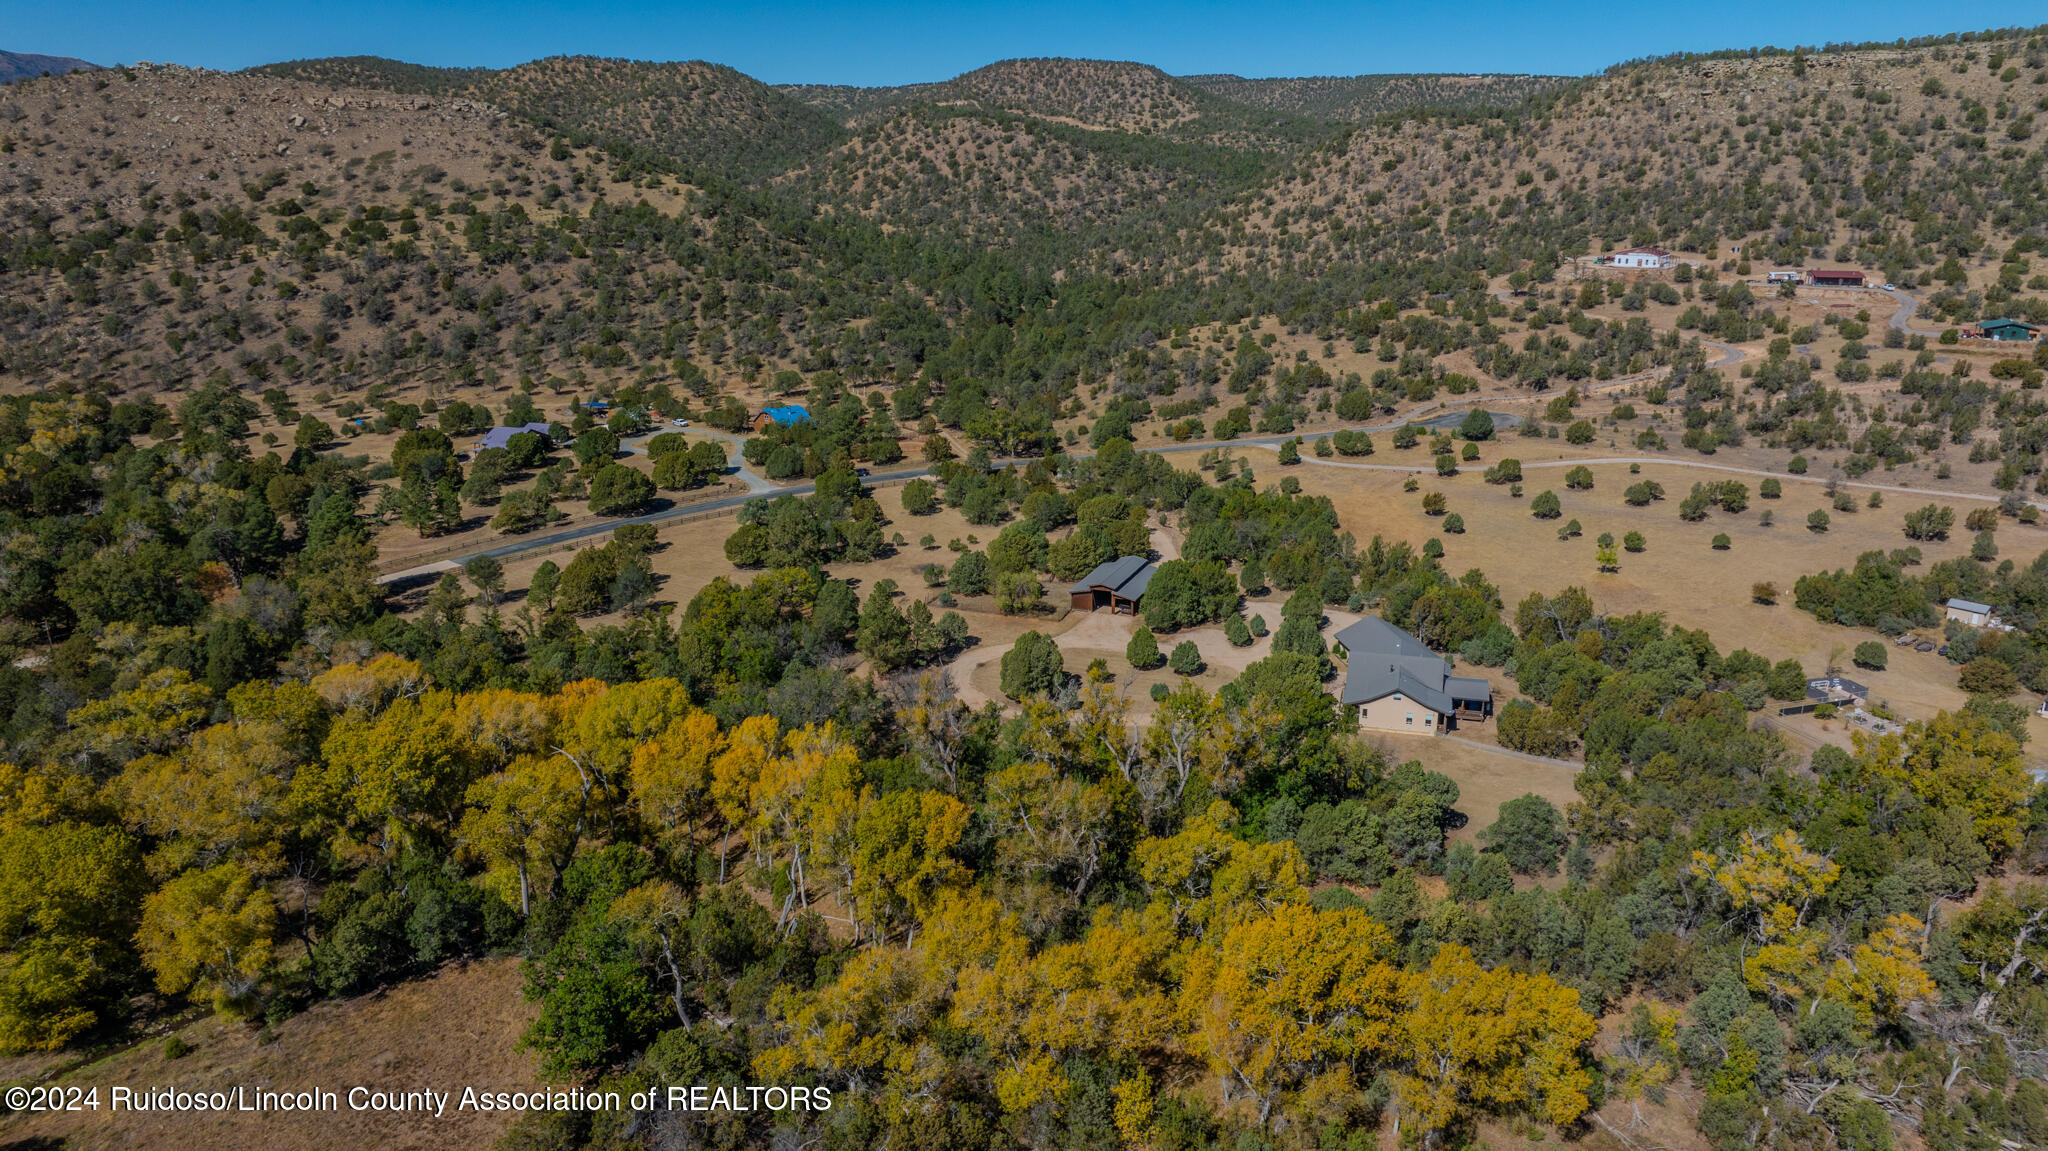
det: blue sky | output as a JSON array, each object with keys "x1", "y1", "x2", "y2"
[{"x1": 4, "y1": 1, "x2": 2040, "y2": 85}]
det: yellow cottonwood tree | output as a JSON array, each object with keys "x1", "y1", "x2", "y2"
[
  {"x1": 1823, "y1": 912, "x2": 1939, "y2": 1027},
  {"x1": 0, "y1": 821, "x2": 141, "y2": 1052},
  {"x1": 136, "y1": 861, "x2": 276, "y2": 1013},
  {"x1": 1898, "y1": 712, "x2": 2031, "y2": 859},
  {"x1": 1181, "y1": 904, "x2": 1403, "y2": 1128},
  {"x1": 1692, "y1": 828, "x2": 1841, "y2": 1000},
  {"x1": 1691, "y1": 828, "x2": 1840, "y2": 942},
  {"x1": 450, "y1": 688, "x2": 558, "y2": 764},
  {"x1": 755, "y1": 944, "x2": 951, "y2": 1110},
  {"x1": 1395, "y1": 944, "x2": 1596, "y2": 1137},
  {"x1": 296, "y1": 692, "x2": 470, "y2": 862},
  {"x1": 953, "y1": 908, "x2": 1177, "y2": 1111},
  {"x1": 628, "y1": 710, "x2": 724, "y2": 855},
  {"x1": 64, "y1": 668, "x2": 212, "y2": 762},
  {"x1": 309, "y1": 653, "x2": 426, "y2": 717},
  {"x1": 1136, "y1": 801, "x2": 1306, "y2": 939},
  {"x1": 844, "y1": 788, "x2": 970, "y2": 943},
  {"x1": 117, "y1": 720, "x2": 296, "y2": 878},
  {"x1": 557, "y1": 677, "x2": 696, "y2": 803},
  {"x1": 710, "y1": 713, "x2": 780, "y2": 877},
  {"x1": 982, "y1": 759, "x2": 1124, "y2": 901},
  {"x1": 459, "y1": 753, "x2": 585, "y2": 916}
]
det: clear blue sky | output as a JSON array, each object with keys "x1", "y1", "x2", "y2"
[{"x1": 4, "y1": 1, "x2": 2040, "y2": 85}]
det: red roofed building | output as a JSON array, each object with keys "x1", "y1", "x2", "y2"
[{"x1": 1808, "y1": 269, "x2": 1865, "y2": 286}]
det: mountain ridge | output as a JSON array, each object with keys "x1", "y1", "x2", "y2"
[{"x1": 0, "y1": 48, "x2": 100, "y2": 85}]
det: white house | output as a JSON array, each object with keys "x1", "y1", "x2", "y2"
[
  {"x1": 1608, "y1": 247, "x2": 1673, "y2": 270},
  {"x1": 1945, "y1": 597, "x2": 1993, "y2": 628},
  {"x1": 1766, "y1": 270, "x2": 1803, "y2": 284}
]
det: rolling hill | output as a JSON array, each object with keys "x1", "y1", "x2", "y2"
[
  {"x1": 250, "y1": 55, "x2": 846, "y2": 178},
  {"x1": 0, "y1": 49, "x2": 98, "y2": 85}
]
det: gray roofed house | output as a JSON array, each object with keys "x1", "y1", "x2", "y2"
[
  {"x1": 1068, "y1": 556, "x2": 1155, "y2": 614},
  {"x1": 1332, "y1": 615, "x2": 1492, "y2": 733},
  {"x1": 1945, "y1": 597, "x2": 1994, "y2": 627},
  {"x1": 475, "y1": 422, "x2": 554, "y2": 452}
]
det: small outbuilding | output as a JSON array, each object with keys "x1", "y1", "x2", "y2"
[
  {"x1": 1808, "y1": 269, "x2": 1866, "y2": 287},
  {"x1": 1806, "y1": 676, "x2": 1870, "y2": 706},
  {"x1": 1976, "y1": 318, "x2": 2040, "y2": 342},
  {"x1": 753, "y1": 405, "x2": 812, "y2": 433},
  {"x1": 1766, "y1": 269, "x2": 1803, "y2": 283},
  {"x1": 1068, "y1": 556, "x2": 1155, "y2": 614},
  {"x1": 1608, "y1": 247, "x2": 1673, "y2": 269},
  {"x1": 1945, "y1": 597, "x2": 1994, "y2": 628}
]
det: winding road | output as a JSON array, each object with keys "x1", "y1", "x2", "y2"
[{"x1": 375, "y1": 284, "x2": 1978, "y2": 585}]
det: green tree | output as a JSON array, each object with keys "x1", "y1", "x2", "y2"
[
  {"x1": 1478, "y1": 794, "x2": 1569, "y2": 876},
  {"x1": 900, "y1": 479, "x2": 939, "y2": 515},
  {"x1": 1169, "y1": 641, "x2": 1203, "y2": 675},
  {"x1": 856, "y1": 589, "x2": 915, "y2": 672},
  {"x1": 1623, "y1": 531, "x2": 1646, "y2": 552},
  {"x1": 295, "y1": 415, "x2": 337, "y2": 449},
  {"x1": 949, "y1": 551, "x2": 991, "y2": 597},
  {"x1": 1127, "y1": 625, "x2": 1163, "y2": 670},
  {"x1": 993, "y1": 570, "x2": 1044, "y2": 615},
  {"x1": 1852, "y1": 641, "x2": 1888, "y2": 671},
  {"x1": 1224, "y1": 614, "x2": 1252, "y2": 646},
  {"x1": 1002, "y1": 632, "x2": 1066, "y2": 699},
  {"x1": 573, "y1": 426, "x2": 620, "y2": 466},
  {"x1": 1531, "y1": 490, "x2": 1562, "y2": 519},
  {"x1": 1459, "y1": 409, "x2": 1496, "y2": 441},
  {"x1": 588, "y1": 465, "x2": 654, "y2": 516}
]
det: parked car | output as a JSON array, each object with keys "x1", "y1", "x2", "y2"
[
  {"x1": 672, "y1": 418, "x2": 691, "y2": 427},
  {"x1": 1883, "y1": 283, "x2": 1896, "y2": 291},
  {"x1": 1938, "y1": 644, "x2": 1951, "y2": 657}
]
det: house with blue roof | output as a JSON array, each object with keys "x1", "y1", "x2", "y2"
[
  {"x1": 753, "y1": 405, "x2": 812, "y2": 433},
  {"x1": 474, "y1": 422, "x2": 554, "y2": 452}
]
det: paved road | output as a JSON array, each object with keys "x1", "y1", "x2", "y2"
[{"x1": 373, "y1": 305, "x2": 1973, "y2": 583}]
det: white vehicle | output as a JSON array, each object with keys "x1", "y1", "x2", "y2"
[
  {"x1": 673, "y1": 418, "x2": 691, "y2": 427},
  {"x1": 1882, "y1": 284, "x2": 1896, "y2": 292}
]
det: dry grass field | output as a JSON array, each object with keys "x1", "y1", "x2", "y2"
[
  {"x1": 1264, "y1": 447, "x2": 2048, "y2": 747},
  {"x1": 0, "y1": 959, "x2": 537, "y2": 1151}
]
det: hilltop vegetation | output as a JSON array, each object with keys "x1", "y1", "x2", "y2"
[
  {"x1": 1183, "y1": 71, "x2": 1569, "y2": 121},
  {"x1": 251, "y1": 55, "x2": 847, "y2": 179}
]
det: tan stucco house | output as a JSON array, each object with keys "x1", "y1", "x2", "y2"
[{"x1": 1333, "y1": 616, "x2": 1492, "y2": 734}]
